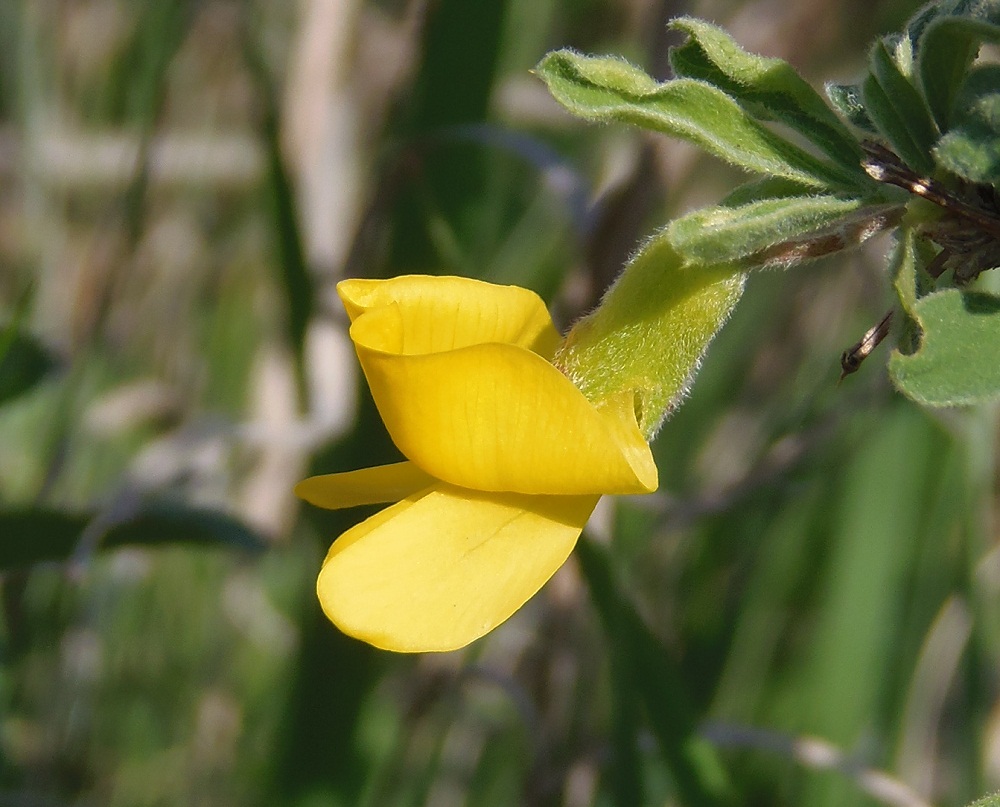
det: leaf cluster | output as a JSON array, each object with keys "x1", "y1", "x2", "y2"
[{"x1": 535, "y1": 0, "x2": 1000, "y2": 407}]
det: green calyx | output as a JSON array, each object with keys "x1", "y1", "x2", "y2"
[{"x1": 554, "y1": 233, "x2": 745, "y2": 440}]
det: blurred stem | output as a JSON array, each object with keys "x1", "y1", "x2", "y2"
[
  {"x1": 270, "y1": 387, "x2": 399, "y2": 804},
  {"x1": 608, "y1": 646, "x2": 644, "y2": 807},
  {"x1": 92, "y1": 1, "x2": 198, "y2": 335},
  {"x1": 269, "y1": 592, "x2": 379, "y2": 805},
  {"x1": 964, "y1": 402, "x2": 1000, "y2": 801},
  {"x1": 409, "y1": 0, "x2": 505, "y2": 131},
  {"x1": 241, "y1": 15, "x2": 313, "y2": 401},
  {"x1": 388, "y1": 0, "x2": 508, "y2": 272},
  {"x1": 115, "y1": 1, "x2": 197, "y2": 238},
  {"x1": 576, "y1": 538, "x2": 735, "y2": 807}
]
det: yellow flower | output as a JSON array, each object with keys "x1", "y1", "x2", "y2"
[{"x1": 295, "y1": 275, "x2": 658, "y2": 653}]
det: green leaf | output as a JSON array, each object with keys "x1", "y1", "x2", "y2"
[
  {"x1": 860, "y1": 78, "x2": 923, "y2": 175},
  {"x1": 0, "y1": 503, "x2": 265, "y2": 569},
  {"x1": 824, "y1": 83, "x2": 877, "y2": 134},
  {"x1": 668, "y1": 17, "x2": 865, "y2": 173},
  {"x1": 716, "y1": 176, "x2": 820, "y2": 206},
  {"x1": 903, "y1": 0, "x2": 944, "y2": 45},
  {"x1": 242, "y1": 29, "x2": 314, "y2": 381},
  {"x1": 535, "y1": 50, "x2": 862, "y2": 191},
  {"x1": 105, "y1": 504, "x2": 266, "y2": 552},
  {"x1": 890, "y1": 289, "x2": 1000, "y2": 406},
  {"x1": 917, "y1": 9, "x2": 1000, "y2": 130},
  {"x1": 865, "y1": 38, "x2": 938, "y2": 174},
  {"x1": 0, "y1": 328, "x2": 58, "y2": 406},
  {"x1": 105, "y1": 0, "x2": 197, "y2": 127},
  {"x1": 934, "y1": 64, "x2": 1000, "y2": 184},
  {"x1": 666, "y1": 194, "x2": 900, "y2": 269}
]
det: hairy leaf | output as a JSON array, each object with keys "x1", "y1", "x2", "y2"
[
  {"x1": 535, "y1": 50, "x2": 863, "y2": 190},
  {"x1": 934, "y1": 64, "x2": 1000, "y2": 183},
  {"x1": 965, "y1": 792, "x2": 1000, "y2": 807},
  {"x1": 717, "y1": 176, "x2": 821, "y2": 207},
  {"x1": 866, "y1": 38, "x2": 938, "y2": 174},
  {"x1": 917, "y1": 10, "x2": 1000, "y2": 129},
  {"x1": 890, "y1": 289, "x2": 1000, "y2": 406},
  {"x1": 667, "y1": 195, "x2": 899, "y2": 268},
  {"x1": 667, "y1": 17, "x2": 864, "y2": 172}
]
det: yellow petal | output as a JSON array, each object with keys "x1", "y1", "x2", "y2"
[
  {"x1": 338, "y1": 275, "x2": 562, "y2": 358},
  {"x1": 294, "y1": 462, "x2": 436, "y2": 510},
  {"x1": 350, "y1": 335, "x2": 657, "y2": 495},
  {"x1": 316, "y1": 484, "x2": 599, "y2": 652}
]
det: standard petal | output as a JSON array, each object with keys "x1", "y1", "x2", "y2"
[
  {"x1": 316, "y1": 484, "x2": 599, "y2": 652},
  {"x1": 294, "y1": 462, "x2": 436, "y2": 510},
  {"x1": 339, "y1": 275, "x2": 562, "y2": 358},
  {"x1": 352, "y1": 339, "x2": 657, "y2": 495}
]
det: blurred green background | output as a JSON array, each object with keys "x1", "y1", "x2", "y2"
[{"x1": 1, "y1": 0, "x2": 996, "y2": 805}]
